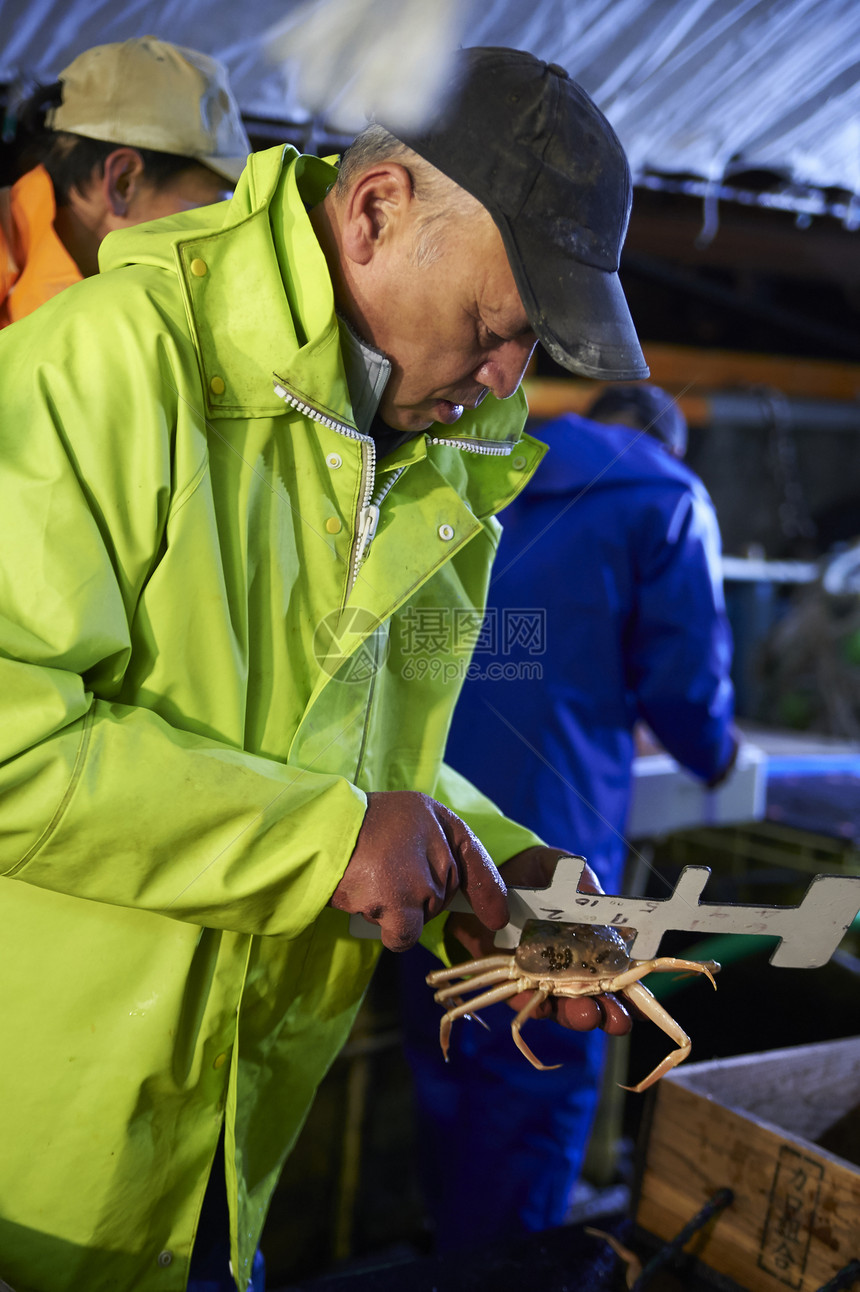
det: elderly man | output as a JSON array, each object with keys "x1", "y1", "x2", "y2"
[
  {"x1": 0, "y1": 47, "x2": 646, "y2": 1292},
  {"x1": 1, "y1": 36, "x2": 249, "y2": 326}
]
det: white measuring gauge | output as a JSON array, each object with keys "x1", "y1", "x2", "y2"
[{"x1": 350, "y1": 856, "x2": 860, "y2": 968}]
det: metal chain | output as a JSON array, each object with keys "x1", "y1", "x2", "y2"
[
  {"x1": 627, "y1": 1187, "x2": 858, "y2": 1292},
  {"x1": 757, "y1": 386, "x2": 818, "y2": 543},
  {"x1": 629, "y1": 1188, "x2": 734, "y2": 1290},
  {"x1": 816, "y1": 1259, "x2": 860, "y2": 1292}
]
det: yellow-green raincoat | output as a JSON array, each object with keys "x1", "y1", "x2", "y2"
[{"x1": 0, "y1": 145, "x2": 545, "y2": 1291}]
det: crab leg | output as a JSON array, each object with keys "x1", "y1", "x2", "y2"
[
  {"x1": 426, "y1": 956, "x2": 513, "y2": 986},
  {"x1": 431, "y1": 965, "x2": 518, "y2": 1004},
  {"x1": 511, "y1": 989, "x2": 560, "y2": 1071},
  {"x1": 432, "y1": 970, "x2": 515, "y2": 1042},
  {"x1": 590, "y1": 956, "x2": 719, "y2": 994},
  {"x1": 447, "y1": 997, "x2": 492, "y2": 1032},
  {"x1": 437, "y1": 980, "x2": 526, "y2": 1060},
  {"x1": 649, "y1": 957, "x2": 720, "y2": 983},
  {"x1": 618, "y1": 981, "x2": 696, "y2": 1092}
]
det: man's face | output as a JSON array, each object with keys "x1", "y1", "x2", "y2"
[{"x1": 363, "y1": 210, "x2": 538, "y2": 434}]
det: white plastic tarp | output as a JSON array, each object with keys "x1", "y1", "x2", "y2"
[{"x1": 1, "y1": 0, "x2": 858, "y2": 193}]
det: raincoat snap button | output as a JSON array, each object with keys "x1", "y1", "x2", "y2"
[
  {"x1": 325, "y1": 453, "x2": 342, "y2": 469},
  {"x1": 213, "y1": 1052, "x2": 229, "y2": 1069},
  {"x1": 210, "y1": 376, "x2": 226, "y2": 396},
  {"x1": 325, "y1": 517, "x2": 342, "y2": 534},
  {"x1": 190, "y1": 258, "x2": 208, "y2": 277},
  {"x1": 157, "y1": 1250, "x2": 173, "y2": 1267},
  {"x1": 511, "y1": 454, "x2": 527, "y2": 470},
  {"x1": 438, "y1": 524, "x2": 455, "y2": 541}
]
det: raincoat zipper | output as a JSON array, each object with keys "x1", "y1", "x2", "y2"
[
  {"x1": 353, "y1": 464, "x2": 405, "y2": 576},
  {"x1": 273, "y1": 378, "x2": 402, "y2": 592},
  {"x1": 274, "y1": 380, "x2": 516, "y2": 588},
  {"x1": 427, "y1": 436, "x2": 513, "y2": 456}
]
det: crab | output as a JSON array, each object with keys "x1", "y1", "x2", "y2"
[{"x1": 426, "y1": 919, "x2": 719, "y2": 1092}]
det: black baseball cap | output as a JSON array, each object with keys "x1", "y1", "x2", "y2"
[{"x1": 379, "y1": 46, "x2": 649, "y2": 382}]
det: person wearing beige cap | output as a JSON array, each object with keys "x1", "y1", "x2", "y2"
[{"x1": 0, "y1": 35, "x2": 249, "y2": 327}]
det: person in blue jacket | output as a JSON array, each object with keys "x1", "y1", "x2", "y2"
[{"x1": 399, "y1": 383, "x2": 739, "y2": 1250}]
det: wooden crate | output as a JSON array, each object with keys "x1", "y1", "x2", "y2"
[{"x1": 635, "y1": 1036, "x2": 860, "y2": 1291}]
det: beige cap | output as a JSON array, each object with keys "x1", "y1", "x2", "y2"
[{"x1": 47, "y1": 36, "x2": 251, "y2": 184}]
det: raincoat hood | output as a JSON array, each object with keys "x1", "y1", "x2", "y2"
[{"x1": 528, "y1": 411, "x2": 699, "y2": 496}]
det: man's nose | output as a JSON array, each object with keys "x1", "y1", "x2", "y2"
[{"x1": 474, "y1": 338, "x2": 538, "y2": 400}]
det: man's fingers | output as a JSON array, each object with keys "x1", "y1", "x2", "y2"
[
  {"x1": 597, "y1": 992, "x2": 633, "y2": 1034},
  {"x1": 445, "y1": 911, "x2": 494, "y2": 962},
  {"x1": 441, "y1": 808, "x2": 508, "y2": 931},
  {"x1": 505, "y1": 992, "x2": 633, "y2": 1034},
  {"x1": 334, "y1": 792, "x2": 510, "y2": 946},
  {"x1": 555, "y1": 993, "x2": 632, "y2": 1034},
  {"x1": 576, "y1": 861, "x2": 603, "y2": 896},
  {"x1": 510, "y1": 993, "x2": 602, "y2": 1031},
  {"x1": 553, "y1": 997, "x2": 604, "y2": 1031},
  {"x1": 377, "y1": 906, "x2": 424, "y2": 953}
]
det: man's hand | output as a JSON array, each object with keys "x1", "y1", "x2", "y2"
[
  {"x1": 330, "y1": 791, "x2": 509, "y2": 952},
  {"x1": 445, "y1": 846, "x2": 632, "y2": 1036}
]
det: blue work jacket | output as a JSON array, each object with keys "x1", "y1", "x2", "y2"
[{"x1": 446, "y1": 412, "x2": 737, "y2": 888}]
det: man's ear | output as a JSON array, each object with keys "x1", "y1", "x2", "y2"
[
  {"x1": 340, "y1": 163, "x2": 414, "y2": 266},
  {"x1": 100, "y1": 147, "x2": 147, "y2": 218}
]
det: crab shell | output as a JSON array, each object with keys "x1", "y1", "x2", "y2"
[{"x1": 514, "y1": 919, "x2": 635, "y2": 979}]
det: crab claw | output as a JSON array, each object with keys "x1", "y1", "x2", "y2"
[{"x1": 439, "y1": 1015, "x2": 452, "y2": 1063}]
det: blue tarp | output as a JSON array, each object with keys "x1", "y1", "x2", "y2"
[{"x1": 765, "y1": 756, "x2": 860, "y2": 842}]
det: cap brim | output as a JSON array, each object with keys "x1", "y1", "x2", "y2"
[
  {"x1": 503, "y1": 222, "x2": 649, "y2": 381},
  {"x1": 199, "y1": 154, "x2": 248, "y2": 185}
]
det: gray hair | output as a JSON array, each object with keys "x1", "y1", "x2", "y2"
[{"x1": 336, "y1": 123, "x2": 487, "y2": 267}]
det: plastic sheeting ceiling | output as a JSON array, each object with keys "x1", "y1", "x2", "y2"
[{"x1": 1, "y1": 0, "x2": 858, "y2": 195}]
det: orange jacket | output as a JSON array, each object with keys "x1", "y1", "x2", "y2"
[{"x1": 0, "y1": 164, "x2": 81, "y2": 327}]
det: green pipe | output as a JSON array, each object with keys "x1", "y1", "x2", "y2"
[{"x1": 647, "y1": 933, "x2": 776, "y2": 1000}]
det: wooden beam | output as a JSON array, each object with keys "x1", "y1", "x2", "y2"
[
  {"x1": 625, "y1": 191, "x2": 860, "y2": 285},
  {"x1": 524, "y1": 344, "x2": 860, "y2": 424},
  {"x1": 642, "y1": 343, "x2": 860, "y2": 400}
]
